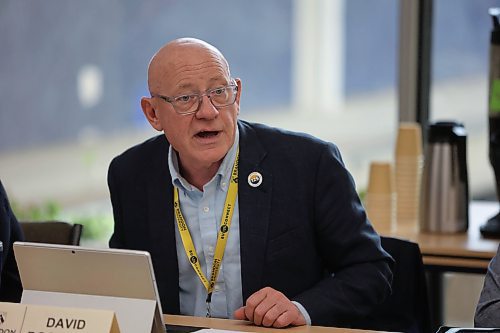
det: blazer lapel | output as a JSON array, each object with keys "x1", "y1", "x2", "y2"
[
  {"x1": 237, "y1": 121, "x2": 273, "y2": 301},
  {"x1": 145, "y1": 137, "x2": 181, "y2": 314}
]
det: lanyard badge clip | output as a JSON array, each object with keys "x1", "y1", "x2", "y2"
[{"x1": 206, "y1": 293, "x2": 212, "y2": 318}]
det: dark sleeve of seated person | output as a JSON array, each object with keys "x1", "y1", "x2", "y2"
[
  {"x1": 0, "y1": 180, "x2": 24, "y2": 302},
  {"x1": 475, "y1": 244, "x2": 500, "y2": 328}
]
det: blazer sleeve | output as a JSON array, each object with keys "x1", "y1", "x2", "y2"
[
  {"x1": 0, "y1": 180, "x2": 24, "y2": 302},
  {"x1": 475, "y1": 244, "x2": 500, "y2": 328},
  {"x1": 292, "y1": 143, "x2": 393, "y2": 326},
  {"x1": 108, "y1": 158, "x2": 125, "y2": 249}
]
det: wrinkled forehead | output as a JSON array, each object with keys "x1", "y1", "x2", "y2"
[{"x1": 148, "y1": 40, "x2": 231, "y2": 92}]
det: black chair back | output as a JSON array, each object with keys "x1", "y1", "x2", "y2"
[
  {"x1": 20, "y1": 221, "x2": 83, "y2": 245},
  {"x1": 354, "y1": 236, "x2": 431, "y2": 333}
]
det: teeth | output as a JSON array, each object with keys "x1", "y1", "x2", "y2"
[{"x1": 198, "y1": 131, "x2": 217, "y2": 138}]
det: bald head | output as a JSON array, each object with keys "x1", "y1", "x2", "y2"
[{"x1": 147, "y1": 38, "x2": 231, "y2": 93}]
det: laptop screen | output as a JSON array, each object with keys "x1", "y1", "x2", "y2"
[{"x1": 13, "y1": 241, "x2": 166, "y2": 333}]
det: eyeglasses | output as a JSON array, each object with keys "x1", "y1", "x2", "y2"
[{"x1": 152, "y1": 83, "x2": 238, "y2": 115}]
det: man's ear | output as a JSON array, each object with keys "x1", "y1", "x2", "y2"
[
  {"x1": 141, "y1": 97, "x2": 162, "y2": 131},
  {"x1": 235, "y1": 78, "x2": 242, "y2": 105},
  {"x1": 234, "y1": 78, "x2": 242, "y2": 115}
]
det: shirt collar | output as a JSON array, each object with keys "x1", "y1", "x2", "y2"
[{"x1": 168, "y1": 127, "x2": 239, "y2": 193}]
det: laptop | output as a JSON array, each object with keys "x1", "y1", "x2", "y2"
[{"x1": 13, "y1": 241, "x2": 167, "y2": 333}]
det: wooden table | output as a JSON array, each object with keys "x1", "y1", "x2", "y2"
[
  {"x1": 164, "y1": 314, "x2": 392, "y2": 332},
  {"x1": 386, "y1": 201, "x2": 499, "y2": 273},
  {"x1": 383, "y1": 201, "x2": 500, "y2": 330}
]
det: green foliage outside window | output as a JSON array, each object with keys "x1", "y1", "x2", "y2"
[{"x1": 11, "y1": 199, "x2": 113, "y2": 242}]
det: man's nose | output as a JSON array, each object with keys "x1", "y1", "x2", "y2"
[{"x1": 195, "y1": 95, "x2": 219, "y2": 119}]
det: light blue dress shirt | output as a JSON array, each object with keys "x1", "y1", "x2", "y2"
[{"x1": 168, "y1": 129, "x2": 243, "y2": 319}]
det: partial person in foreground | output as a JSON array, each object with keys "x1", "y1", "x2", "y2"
[
  {"x1": 475, "y1": 244, "x2": 500, "y2": 327},
  {"x1": 0, "y1": 180, "x2": 23, "y2": 302},
  {"x1": 108, "y1": 37, "x2": 393, "y2": 328}
]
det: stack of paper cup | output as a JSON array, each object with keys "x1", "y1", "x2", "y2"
[
  {"x1": 395, "y1": 122, "x2": 423, "y2": 232},
  {"x1": 365, "y1": 161, "x2": 396, "y2": 234}
]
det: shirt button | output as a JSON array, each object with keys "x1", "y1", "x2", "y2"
[
  {"x1": 222, "y1": 182, "x2": 227, "y2": 187},
  {"x1": 208, "y1": 246, "x2": 214, "y2": 254},
  {"x1": 214, "y1": 283, "x2": 225, "y2": 292},
  {"x1": 203, "y1": 206, "x2": 209, "y2": 213}
]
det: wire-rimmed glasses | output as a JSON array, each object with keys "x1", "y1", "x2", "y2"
[{"x1": 152, "y1": 83, "x2": 238, "y2": 115}]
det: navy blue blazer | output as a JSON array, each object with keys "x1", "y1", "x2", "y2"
[
  {"x1": 0, "y1": 180, "x2": 23, "y2": 302},
  {"x1": 108, "y1": 120, "x2": 393, "y2": 327}
]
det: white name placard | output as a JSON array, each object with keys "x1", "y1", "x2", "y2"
[
  {"x1": 0, "y1": 302, "x2": 26, "y2": 333},
  {"x1": 0, "y1": 302, "x2": 120, "y2": 333}
]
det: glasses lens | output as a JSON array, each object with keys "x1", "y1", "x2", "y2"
[
  {"x1": 173, "y1": 95, "x2": 198, "y2": 114},
  {"x1": 168, "y1": 84, "x2": 237, "y2": 114},
  {"x1": 210, "y1": 86, "x2": 237, "y2": 107}
]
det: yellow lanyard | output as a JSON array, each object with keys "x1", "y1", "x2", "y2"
[{"x1": 173, "y1": 149, "x2": 239, "y2": 316}]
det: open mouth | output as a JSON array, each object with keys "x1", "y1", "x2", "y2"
[{"x1": 196, "y1": 131, "x2": 220, "y2": 138}]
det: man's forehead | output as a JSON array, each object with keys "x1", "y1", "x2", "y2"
[
  {"x1": 168, "y1": 47, "x2": 224, "y2": 69},
  {"x1": 160, "y1": 53, "x2": 229, "y2": 87},
  {"x1": 148, "y1": 39, "x2": 230, "y2": 90},
  {"x1": 154, "y1": 39, "x2": 226, "y2": 70}
]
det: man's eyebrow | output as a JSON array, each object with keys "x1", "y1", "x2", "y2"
[
  {"x1": 208, "y1": 77, "x2": 228, "y2": 84},
  {"x1": 177, "y1": 83, "x2": 195, "y2": 91},
  {"x1": 176, "y1": 77, "x2": 229, "y2": 91}
]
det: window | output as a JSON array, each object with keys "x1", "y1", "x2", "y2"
[
  {"x1": 430, "y1": 0, "x2": 498, "y2": 199},
  {"x1": 0, "y1": 0, "x2": 398, "y2": 240}
]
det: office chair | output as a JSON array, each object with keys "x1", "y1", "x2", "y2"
[
  {"x1": 20, "y1": 221, "x2": 83, "y2": 246},
  {"x1": 353, "y1": 236, "x2": 431, "y2": 333}
]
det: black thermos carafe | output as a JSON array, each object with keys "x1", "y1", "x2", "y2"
[
  {"x1": 480, "y1": 8, "x2": 500, "y2": 238},
  {"x1": 420, "y1": 122, "x2": 469, "y2": 232}
]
